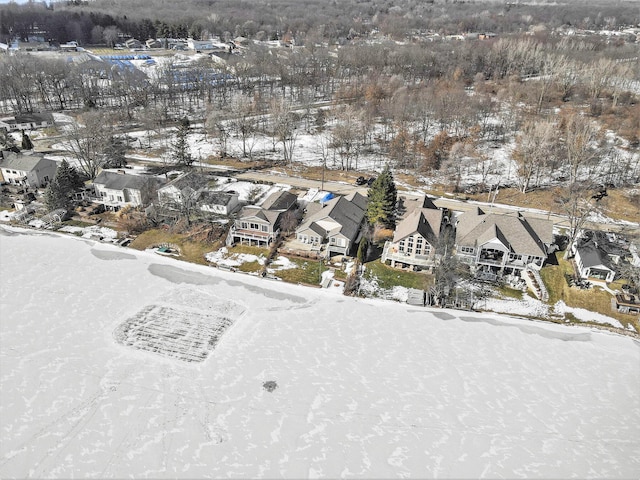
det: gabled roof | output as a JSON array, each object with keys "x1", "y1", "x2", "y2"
[
  {"x1": 13, "y1": 112, "x2": 54, "y2": 124},
  {"x1": 392, "y1": 207, "x2": 443, "y2": 244},
  {"x1": 200, "y1": 190, "x2": 237, "y2": 206},
  {"x1": 0, "y1": 151, "x2": 52, "y2": 172},
  {"x1": 159, "y1": 172, "x2": 209, "y2": 194},
  {"x1": 345, "y1": 191, "x2": 369, "y2": 211},
  {"x1": 298, "y1": 194, "x2": 367, "y2": 243},
  {"x1": 261, "y1": 190, "x2": 297, "y2": 211},
  {"x1": 455, "y1": 210, "x2": 551, "y2": 257},
  {"x1": 238, "y1": 205, "x2": 282, "y2": 225},
  {"x1": 577, "y1": 242, "x2": 614, "y2": 270},
  {"x1": 396, "y1": 194, "x2": 438, "y2": 219},
  {"x1": 93, "y1": 171, "x2": 154, "y2": 191}
]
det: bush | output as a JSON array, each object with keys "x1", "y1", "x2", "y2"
[{"x1": 372, "y1": 225, "x2": 393, "y2": 244}]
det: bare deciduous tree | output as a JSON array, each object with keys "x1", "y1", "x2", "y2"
[
  {"x1": 562, "y1": 112, "x2": 603, "y2": 185},
  {"x1": 330, "y1": 106, "x2": 361, "y2": 170},
  {"x1": 559, "y1": 182, "x2": 600, "y2": 260},
  {"x1": 66, "y1": 111, "x2": 114, "y2": 180},
  {"x1": 513, "y1": 118, "x2": 558, "y2": 193}
]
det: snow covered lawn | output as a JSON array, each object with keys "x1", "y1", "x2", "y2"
[{"x1": 1, "y1": 226, "x2": 639, "y2": 478}]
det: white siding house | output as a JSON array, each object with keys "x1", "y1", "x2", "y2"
[{"x1": 0, "y1": 151, "x2": 57, "y2": 188}]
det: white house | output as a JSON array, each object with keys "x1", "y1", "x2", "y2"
[
  {"x1": 92, "y1": 170, "x2": 159, "y2": 210},
  {"x1": 0, "y1": 151, "x2": 57, "y2": 188},
  {"x1": 199, "y1": 191, "x2": 240, "y2": 216},
  {"x1": 574, "y1": 242, "x2": 616, "y2": 283},
  {"x1": 0, "y1": 113, "x2": 54, "y2": 132}
]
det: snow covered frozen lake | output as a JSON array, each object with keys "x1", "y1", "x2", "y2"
[{"x1": 1, "y1": 226, "x2": 639, "y2": 478}]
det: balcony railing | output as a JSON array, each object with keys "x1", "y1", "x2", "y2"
[
  {"x1": 382, "y1": 243, "x2": 436, "y2": 267},
  {"x1": 477, "y1": 257, "x2": 504, "y2": 266},
  {"x1": 232, "y1": 229, "x2": 272, "y2": 240}
]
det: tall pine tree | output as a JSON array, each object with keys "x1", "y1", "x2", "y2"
[
  {"x1": 21, "y1": 132, "x2": 33, "y2": 150},
  {"x1": 44, "y1": 160, "x2": 84, "y2": 211},
  {"x1": 172, "y1": 117, "x2": 193, "y2": 167},
  {"x1": 366, "y1": 164, "x2": 397, "y2": 228}
]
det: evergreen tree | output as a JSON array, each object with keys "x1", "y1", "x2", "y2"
[
  {"x1": 356, "y1": 236, "x2": 369, "y2": 264},
  {"x1": 21, "y1": 131, "x2": 33, "y2": 150},
  {"x1": 44, "y1": 178, "x2": 68, "y2": 211},
  {"x1": 56, "y1": 159, "x2": 84, "y2": 193},
  {"x1": 366, "y1": 164, "x2": 397, "y2": 228},
  {"x1": 44, "y1": 160, "x2": 84, "y2": 212},
  {"x1": 172, "y1": 117, "x2": 193, "y2": 167}
]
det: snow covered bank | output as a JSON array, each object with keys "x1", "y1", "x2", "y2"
[{"x1": 1, "y1": 226, "x2": 639, "y2": 478}]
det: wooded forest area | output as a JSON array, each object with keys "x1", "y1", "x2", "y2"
[
  {"x1": 2, "y1": 0, "x2": 640, "y2": 45},
  {"x1": 1, "y1": 0, "x2": 639, "y2": 197}
]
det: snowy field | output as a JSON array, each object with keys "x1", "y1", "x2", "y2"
[{"x1": 1, "y1": 226, "x2": 639, "y2": 478}]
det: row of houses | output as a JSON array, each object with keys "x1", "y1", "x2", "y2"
[
  {"x1": 2, "y1": 153, "x2": 637, "y2": 314},
  {"x1": 0, "y1": 154, "x2": 555, "y2": 279}
]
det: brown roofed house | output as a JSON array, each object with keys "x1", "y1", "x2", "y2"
[{"x1": 455, "y1": 209, "x2": 553, "y2": 280}]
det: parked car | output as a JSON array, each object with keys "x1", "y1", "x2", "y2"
[
  {"x1": 355, "y1": 176, "x2": 367, "y2": 186},
  {"x1": 367, "y1": 176, "x2": 376, "y2": 187}
]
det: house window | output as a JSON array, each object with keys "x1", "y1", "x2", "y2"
[
  {"x1": 261, "y1": 225, "x2": 268, "y2": 232},
  {"x1": 509, "y1": 253, "x2": 523, "y2": 261},
  {"x1": 407, "y1": 238, "x2": 414, "y2": 248},
  {"x1": 330, "y1": 237, "x2": 336, "y2": 244},
  {"x1": 117, "y1": 196, "x2": 123, "y2": 202},
  {"x1": 250, "y1": 223, "x2": 259, "y2": 230},
  {"x1": 399, "y1": 240, "x2": 405, "y2": 252},
  {"x1": 407, "y1": 247, "x2": 413, "y2": 254},
  {"x1": 424, "y1": 245, "x2": 431, "y2": 254},
  {"x1": 460, "y1": 246, "x2": 474, "y2": 254},
  {"x1": 415, "y1": 246, "x2": 421, "y2": 255},
  {"x1": 416, "y1": 237, "x2": 423, "y2": 247},
  {"x1": 241, "y1": 222, "x2": 248, "y2": 229}
]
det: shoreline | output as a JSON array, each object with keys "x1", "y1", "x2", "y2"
[{"x1": 2, "y1": 221, "x2": 638, "y2": 340}]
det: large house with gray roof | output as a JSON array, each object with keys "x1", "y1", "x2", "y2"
[
  {"x1": 381, "y1": 195, "x2": 445, "y2": 271},
  {"x1": 0, "y1": 151, "x2": 57, "y2": 188},
  {"x1": 454, "y1": 208, "x2": 553, "y2": 279},
  {"x1": 227, "y1": 190, "x2": 298, "y2": 247},
  {"x1": 92, "y1": 170, "x2": 159, "y2": 210},
  {"x1": 295, "y1": 192, "x2": 368, "y2": 257}
]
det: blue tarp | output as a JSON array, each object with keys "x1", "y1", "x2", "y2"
[{"x1": 320, "y1": 192, "x2": 334, "y2": 203}]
